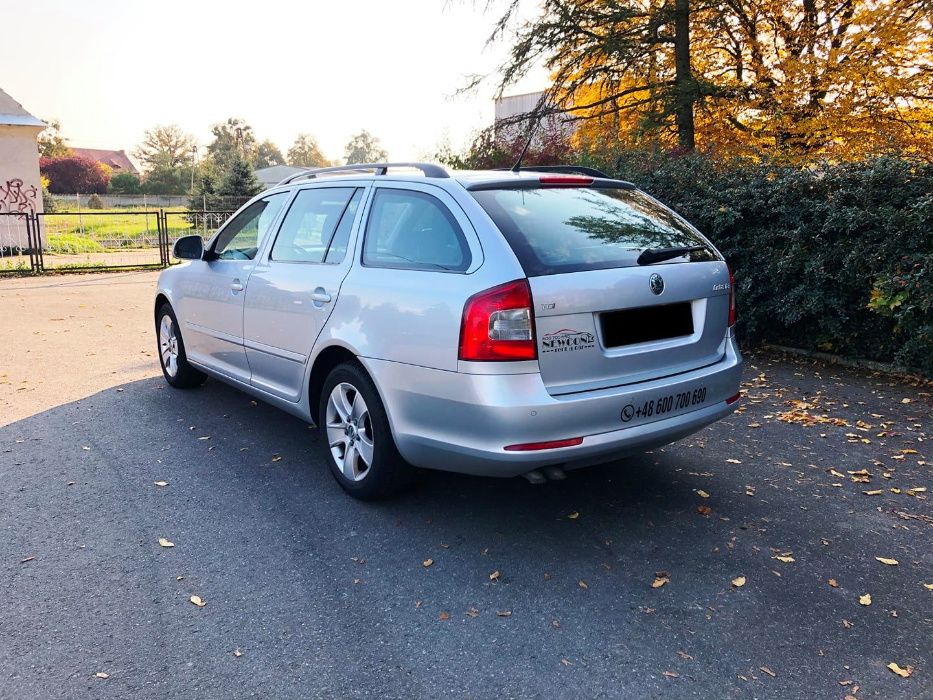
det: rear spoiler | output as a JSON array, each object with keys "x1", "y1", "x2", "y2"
[{"x1": 465, "y1": 174, "x2": 637, "y2": 191}]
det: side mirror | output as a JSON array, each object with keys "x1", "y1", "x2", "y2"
[{"x1": 173, "y1": 234, "x2": 204, "y2": 260}]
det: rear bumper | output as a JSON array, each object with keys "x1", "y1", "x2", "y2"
[{"x1": 361, "y1": 334, "x2": 742, "y2": 477}]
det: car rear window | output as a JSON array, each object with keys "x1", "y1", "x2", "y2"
[{"x1": 471, "y1": 187, "x2": 715, "y2": 276}]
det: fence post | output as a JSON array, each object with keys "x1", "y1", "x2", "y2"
[{"x1": 33, "y1": 212, "x2": 44, "y2": 272}]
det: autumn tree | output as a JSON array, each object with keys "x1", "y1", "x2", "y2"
[
  {"x1": 486, "y1": 0, "x2": 933, "y2": 161},
  {"x1": 344, "y1": 130, "x2": 388, "y2": 164},
  {"x1": 287, "y1": 133, "x2": 329, "y2": 167},
  {"x1": 255, "y1": 140, "x2": 286, "y2": 168},
  {"x1": 133, "y1": 125, "x2": 198, "y2": 170},
  {"x1": 206, "y1": 118, "x2": 257, "y2": 172},
  {"x1": 37, "y1": 119, "x2": 71, "y2": 158}
]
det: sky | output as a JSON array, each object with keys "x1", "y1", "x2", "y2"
[{"x1": 1, "y1": 0, "x2": 547, "y2": 167}]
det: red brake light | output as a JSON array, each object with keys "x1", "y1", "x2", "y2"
[
  {"x1": 459, "y1": 279, "x2": 536, "y2": 361},
  {"x1": 538, "y1": 175, "x2": 594, "y2": 186},
  {"x1": 504, "y1": 437, "x2": 583, "y2": 451},
  {"x1": 727, "y1": 264, "x2": 736, "y2": 327}
]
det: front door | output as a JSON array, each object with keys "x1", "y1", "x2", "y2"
[
  {"x1": 179, "y1": 192, "x2": 288, "y2": 382},
  {"x1": 243, "y1": 185, "x2": 367, "y2": 401}
]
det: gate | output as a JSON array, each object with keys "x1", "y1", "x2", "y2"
[{"x1": 0, "y1": 209, "x2": 236, "y2": 273}]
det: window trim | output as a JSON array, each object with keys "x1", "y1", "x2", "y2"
[
  {"x1": 267, "y1": 186, "x2": 362, "y2": 266},
  {"x1": 360, "y1": 186, "x2": 472, "y2": 273}
]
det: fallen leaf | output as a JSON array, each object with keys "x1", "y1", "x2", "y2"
[
  {"x1": 663, "y1": 671, "x2": 679, "y2": 678},
  {"x1": 20, "y1": 556, "x2": 34, "y2": 564},
  {"x1": 552, "y1": 619, "x2": 561, "y2": 629},
  {"x1": 496, "y1": 610, "x2": 513, "y2": 617},
  {"x1": 578, "y1": 579, "x2": 588, "y2": 589},
  {"x1": 696, "y1": 490, "x2": 710, "y2": 499},
  {"x1": 924, "y1": 583, "x2": 933, "y2": 590},
  {"x1": 489, "y1": 570, "x2": 500, "y2": 581},
  {"x1": 158, "y1": 538, "x2": 175, "y2": 548},
  {"x1": 900, "y1": 398, "x2": 912, "y2": 404},
  {"x1": 422, "y1": 558, "x2": 433, "y2": 568},
  {"x1": 677, "y1": 650, "x2": 693, "y2": 660},
  {"x1": 233, "y1": 648, "x2": 243, "y2": 657},
  {"x1": 773, "y1": 555, "x2": 795, "y2": 563},
  {"x1": 154, "y1": 481, "x2": 169, "y2": 487},
  {"x1": 651, "y1": 576, "x2": 669, "y2": 588},
  {"x1": 438, "y1": 611, "x2": 449, "y2": 621},
  {"x1": 875, "y1": 557, "x2": 899, "y2": 566},
  {"x1": 842, "y1": 619, "x2": 853, "y2": 629},
  {"x1": 190, "y1": 595, "x2": 206, "y2": 607},
  {"x1": 863, "y1": 489, "x2": 883, "y2": 496},
  {"x1": 828, "y1": 579, "x2": 839, "y2": 588},
  {"x1": 907, "y1": 487, "x2": 927, "y2": 495},
  {"x1": 887, "y1": 662, "x2": 913, "y2": 678},
  {"x1": 859, "y1": 593, "x2": 872, "y2": 606},
  {"x1": 465, "y1": 607, "x2": 480, "y2": 618},
  {"x1": 760, "y1": 666, "x2": 776, "y2": 677},
  {"x1": 726, "y1": 458, "x2": 742, "y2": 464},
  {"x1": 567, "y1": 511, "x2": 579, "y2": 519},
  {"x1": 731, "y1": 576, "x2": 746, "y2": 587},
  {"x1": 95, "y1": 672, "x2": 109, "y2": 679},
  {"x1": 697, "y1": 504, "x2": 712, "y2": 516},
  {"x1": 271, "y1": 454, "x2": 282, "y2": 462}
]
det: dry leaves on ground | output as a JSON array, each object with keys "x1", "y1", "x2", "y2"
[
  {"x1": 422, "y1": 558, "x2": 433, "y2": 568},
  {"x1": 732, "y1": 576, "x2": 746, "y2": 587},
  {"x1": 94, "y1": 672, "x2": 109, "y2": 679},
  {"x1": 190, "y1": 595, "x2": 206, "y2": 607},
  {"x1": 154, "y1": 481, "x2": 168, "y2": 487},
  {"x1": 489, "y1": 570, "x2": 501, "y2": 581},
  {"x1": 875, "y1": 557, "x2": 899, "y2": 566},
  {"x1": 859, "y1": 593, "x2": 872, "y2": 606},
  {"x1": 652, "y1": 572, "x2": 670, "y2": 588},
  {"x1": 438, "y1": 611, "x2": 449, "y2": 621},
  {"x1": 158, "y1": 538, "x2": 175, "y2": 548},
  {"x1": 888, "y1": 662, "x2": 913, "y2": 678}
]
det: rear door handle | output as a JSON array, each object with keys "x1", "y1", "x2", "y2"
[
  {"x1": 311, "y1": 288, "x2": 332, "y2": 304},
  {"x1": 230, "y1": 279, "x2": 244, "y2": 292}
]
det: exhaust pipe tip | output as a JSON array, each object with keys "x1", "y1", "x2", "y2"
[
  {"x1": 522, "y1": 469, "x2": 547, "y2": 485},
  {"x1": 543, "y1": 465, "x2": 567, "y2": 481}
]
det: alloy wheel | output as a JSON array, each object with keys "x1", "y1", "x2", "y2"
[{"x1": 325, "y1": 382, "x2": 374, "y2": 481}]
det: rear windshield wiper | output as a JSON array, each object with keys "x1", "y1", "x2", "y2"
[{"x1": 636, "y1": 245, "x2": 706, "y2": 266}]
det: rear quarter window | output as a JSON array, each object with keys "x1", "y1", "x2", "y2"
[{"x1": 471, "y1": 187, "x2": 715, "y2": 276}]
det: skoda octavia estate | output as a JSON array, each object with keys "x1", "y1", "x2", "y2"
[{"x1": 155, "y1": 163, "x2": 742, "y2": 499}]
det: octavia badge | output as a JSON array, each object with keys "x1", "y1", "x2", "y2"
[{"x1": 649, "y1": 273, "x2": 664, "y2": 295}]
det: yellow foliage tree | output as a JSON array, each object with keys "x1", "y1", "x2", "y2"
[{"x1": 490, "y1": 0, "x2": 933, "y2": 162}]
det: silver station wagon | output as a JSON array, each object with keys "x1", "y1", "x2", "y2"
[{"x1": 155, "y1": 163, "x2": 742, "y2": 499}]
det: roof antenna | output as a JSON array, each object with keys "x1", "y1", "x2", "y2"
[{"x1": 510, "y1": 99, "x2": 547, "y2": 173}]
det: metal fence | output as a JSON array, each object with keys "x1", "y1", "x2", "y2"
[
  {"x1": 49, "y1": 194, "x2": 251, "y2": 211},
  {"x1": 0, "y1": 209, "x2": 236, "y2": 274}
]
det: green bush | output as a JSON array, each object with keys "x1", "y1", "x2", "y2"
[{"x1": 578, "y1": 150, "x2": 933, "y2": 375}]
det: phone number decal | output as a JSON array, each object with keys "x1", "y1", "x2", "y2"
[{"x1": 620, "y1": 387, "x2": 707, "y2": 423}]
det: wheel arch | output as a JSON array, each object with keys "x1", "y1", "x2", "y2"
[{"x1": 307, "y1": 344, "x2": 363, "y2": 425}]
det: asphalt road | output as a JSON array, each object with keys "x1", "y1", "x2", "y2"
[{"x1": 1, "y1": 272, "x2": 930, "y2": 699}]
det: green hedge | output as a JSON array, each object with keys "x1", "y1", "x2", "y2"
[{"x1": 580, "y1": 151, "x2": 932, "y2": 375}]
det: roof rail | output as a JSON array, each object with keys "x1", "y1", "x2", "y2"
[
  {"x1": 277, "y1": 162, "x2": 449, "y2": 186},
  {"x1": 497, "y1": 165, "x2": 612, "y2": 179}
]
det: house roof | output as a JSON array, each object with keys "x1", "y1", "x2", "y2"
[
  {"x1": 254, "y1": 164, "x2": 306, "y2": 187},
  {"x1": 71, "y1": 148, "x2": 138, "y2": 174},
  {"x1": 0, "y1": 87, "x2": 45, "y2": 128}
]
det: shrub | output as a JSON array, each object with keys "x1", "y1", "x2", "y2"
[
  {"x1": 86, "y1": 193, "x2": 105, "y2": 209},
  {"x1": 580, "y1": 151, "x2": 933, "y2": 374},
  {"x1": 40, "y1": 156, "x2": 110, "y2": 194},
  {"x1": 46, "y1": 233, "x2": 105, "y2": 254},
  {"x1": 109, "y1": 172, "x2": 142, "y2": 194}
]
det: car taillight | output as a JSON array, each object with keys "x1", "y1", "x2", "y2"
[
  {"x1": 459, "y1": 279, "x2": 536, "y2": 361},
  {"x1": 727, "y1": 264, "x2": 736, "y2": 327}
]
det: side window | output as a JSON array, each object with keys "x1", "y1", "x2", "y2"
[
  {"x1": 271, "y1": 187, "x2": 358, "y2": 263},
  {"x1": 362, "y1": 189, "x2": 471, "y2": 272},
  {"x1": 213, "y1": 193, "x2": 287, "y2": 261}
]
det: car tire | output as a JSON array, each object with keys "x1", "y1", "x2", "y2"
[
  {"x1": 318, "y1": 362, "x2": 413, "y2": 500},
  {"x1": 156, "y1": 303, "x2": 207, "y2": 389}
]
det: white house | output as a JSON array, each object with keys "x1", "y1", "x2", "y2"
[
  {"x1": 0, "y1": 87, "x2": 45, "y2": 251},
  {"x1": 495, "y1": 90, "x2": 574, "y2": 144}
]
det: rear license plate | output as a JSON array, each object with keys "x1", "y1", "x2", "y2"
[{"x1": 620, "y1": 386, "x2": 708, "y2": 424}]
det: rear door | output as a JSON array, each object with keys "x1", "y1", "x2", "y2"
[
  {"x1": 471, "y1": 185, "x2": 731, "y2": 395},
  {"x1": 242, "y1": 184, "x2": 367, "y2": 401}
]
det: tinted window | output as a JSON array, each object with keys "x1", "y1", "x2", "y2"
[
  {"x1": 271, "y1": 187, "x2": 359, "y2": 263},
  {"x1": 325, "y1": 189, "x2": 363, "y2": 264},
  {"x1": 213, "y1": 193, "x2": 287, "y2": 261},
  {"x1": 471, "y1": 187, "x2": 714, "y2": 276},
  {"x1": 362, "y1": 189, "x2": 470, "y2": 271}
]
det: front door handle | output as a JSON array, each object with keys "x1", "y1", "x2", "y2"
[
  {"x1": 310, "y1": 287, "x2": 332, "y2": 304},
  {"x1": 230, "y1": 279, "x2": 244, "y2": 292}
]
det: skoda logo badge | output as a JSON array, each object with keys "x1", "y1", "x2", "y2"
[{"x1": 649, "y1": 273, "x2": 664, "y2": 295}]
